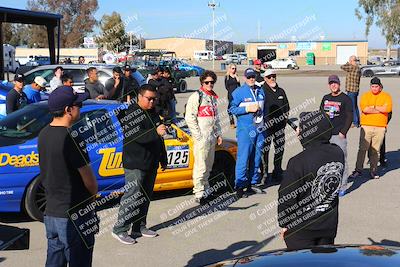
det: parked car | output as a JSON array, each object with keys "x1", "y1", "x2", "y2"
[
  {"x1": 360, "y1": 60, "x2": 400, "y2": 77},
  {"x1": 225, "y1": 54, "x2": 242, "y2": 65},
  {"x1": 206, "y1": 245, "x2": 400, "y2": 267},
  {"x1": 174, "y1": 60, "x2": 205, "y2": 76},
  {"x1": 16, "y1": 56, "x2": 52, "y2": 74},
  {"x1": 236, "y1": 52, "x2": 248, "y2": 61},
  {"x1": 0, "y1": 101, "x2": 237, "y2": 221},
  {"x1": 265, "y1": 58, "x2": 299, "y2": 69}
]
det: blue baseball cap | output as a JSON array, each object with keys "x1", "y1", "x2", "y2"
[
  {"x1": 244, "y1": 68, "x2": 256, "y2": 78},
  {"x1": 48, "y1": 86, "x2": 88, "y2": 112}
]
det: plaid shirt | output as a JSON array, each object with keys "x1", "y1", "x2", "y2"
[{"x1": 341, "y1": 63, "x2": 361, "y2": 92}]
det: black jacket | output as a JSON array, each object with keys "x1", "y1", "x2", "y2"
[
  {"x1": 119, "y1": 103, "x2": 167, "y2": 171},
  {"x1": 263, "y1": 83, "x2": 290, "y2": 130},
  {"x1": 278, "y1": 110, "x2": 344, "y2": 237},
  {"x1": 224, "y1": 75, "x2": 240, "y2": 102}
]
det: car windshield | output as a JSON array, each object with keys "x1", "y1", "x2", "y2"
[{"x1": 0, "y1": 104, "x2": 51, "y2": 139}]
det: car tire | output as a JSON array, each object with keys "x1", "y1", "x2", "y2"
[
  {"x1": 178, "y1": 80, "x2": 187, "y2": 93},
  {"x1": 287, "y1": 64, "x2": 293, "y2": 69},
  {"x1": 209, "y1": 151, "x2": 236, "y2": 194},
  {"x1": 364, "y1": 70, "x2": 374, "y2": 77},
  {"x1": 24, "y1": 176, "x2": 45, "y2": 222}
]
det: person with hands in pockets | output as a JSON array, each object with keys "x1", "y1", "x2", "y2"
[{"x1": 185, "y1": 70, "x2": 222, "y2": 205}]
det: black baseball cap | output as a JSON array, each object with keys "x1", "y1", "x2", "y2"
[
  {"x1": 370, "y1": 77, "x2": 382, "y2": 87},
  {"x1": 124, "y1": 65, "x2": 132, "y2": 71},
  {"x1": 14, "y1": 73, "x2": 24, "y2": 83},
  {"x1": 48, "y1": 86, "x2": 88, "y2": 112},
  {"x1": 328, "y1": 75, "x2": 340, "y2": 84},
  {"x1": 112, "y1": 66, "x2": 123, "y2": 74}
]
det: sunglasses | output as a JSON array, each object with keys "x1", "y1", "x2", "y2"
[
  {"x1": 204, "y1": 80, "x2": 215, "y2": 85},
  {"x1": 141, "y1": 95, "x2": 157, "y2": 102},
  {"x1": 247, "y1": 75, "x2": 256, "y2": 79},
  {"x1": 266, "y1": 75, "x2": 276, "y2": 79}
]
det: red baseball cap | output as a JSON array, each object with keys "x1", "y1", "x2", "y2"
[{"x1": 254, "y1": 59, "x2": 262, "y2": 65}]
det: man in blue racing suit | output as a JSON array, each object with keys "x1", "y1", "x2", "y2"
[{"x1": 230, "y1": 68, "x2": 266, "y2": 198}]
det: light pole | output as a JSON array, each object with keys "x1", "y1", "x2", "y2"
[{"x1": 208, "y1": 0, "x2": 218, "y2": 70}]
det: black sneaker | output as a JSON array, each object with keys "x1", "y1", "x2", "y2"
[
  {"x1": 272, "y1": 169, "x2": 283, "y2": 181},
  {"x1": 195, "y1": 197, "x2": 208, "y2": 205},
  {"x1": 236, "y1": 188, "x2": 247, "y2": 198},
  {"x1": 349, "y1": 170, "x2": 362, "y2": 179},
  {"x1": 248, "y1": 184, "x2": 266, "y2": 194}
]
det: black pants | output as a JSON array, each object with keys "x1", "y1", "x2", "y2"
[
  {"x1": 262, "y1": 126, "x2": 285, "y2": 174},
  {"x1": 380, "y1": 135, "x2": 386, "y2": 164},
  {"x1": 113, "y1": 168, "x2": 157, "y2": 234},
  {"x1": 284, "y1": 234, "x2": 335, "y2": 250}
]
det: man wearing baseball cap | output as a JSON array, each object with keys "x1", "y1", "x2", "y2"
[
  {"x1": 350, "y1": 77, "x2": 392, "y2": 179},
  {"x1": 253, "y1": 59, "x2": 265, "y2": 87},
  {"x1": 23, "y1": 76, "x2": 47, "y2": 103},
  {"x1": 6, "y1": 73, "x2": 28, "y2": 114},
  {"x1": 261, "y1": 69, "x2": 290, "y2": 183},
  {"x1": 320, "y1": 75, "x2": 353, "y2": 196},
  {"x1": 39, "y1": 86, "x2": 98, "y2": 266},
  {"x1": 230, "y1": 68, "x2": 266, "y2": 197},
  {"x1": 122, "y1": 65, "x2": 139, "y2": 102}
]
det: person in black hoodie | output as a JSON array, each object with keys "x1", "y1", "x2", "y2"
[
  {"x1": 159, "y1": 68, "x2": 176, "y2": 121},
  {"x1": 112, "y1": 84, "x2": 168, "y2": 244},
  {"x1": 262, "y1": 69, "x2": 290, "y2": 182},
  {"x1": 278, "y1": 110, "x2": 344, "y2": 250}
]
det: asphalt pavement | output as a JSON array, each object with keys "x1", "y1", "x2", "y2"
[{"x1": 1, "y1": 74, "x2": 400, "y2": 267}]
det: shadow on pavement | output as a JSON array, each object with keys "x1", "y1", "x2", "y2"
[
  {"x1": 151, "y1": 193, "x2": 257, "y2": 232},
  {"x1": 368, "y1": 237, "x2": 400, "y2": 247},
  {"x1": 186, "y1": 236, "x2": 276, "y2": 267},
  {"x1": 0, "y1": 258, "x2": 6, "y2": 263},
  {"x1": 346, "y1": 150, "x2": 400, "y2": 195},
  {"x1": 0, "y1": 213, "x2": 33, "y2": 224}
]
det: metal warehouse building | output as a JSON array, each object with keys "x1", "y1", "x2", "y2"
[
  {"x1": 246, "y1": 39, "x2": 368, "y2": 65},
  {"x1": 145, "y1": 37, "x2": 233, "y2": 60}
]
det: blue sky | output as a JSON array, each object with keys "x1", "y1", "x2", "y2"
[{"x1": 0, "y1": 0, "x2": 389, "y2": 48}]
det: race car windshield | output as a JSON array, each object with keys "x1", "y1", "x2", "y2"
[{"x1": 0, "y1": 104, "x2": 52, "y2": 139}]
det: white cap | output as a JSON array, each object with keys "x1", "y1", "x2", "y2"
[
  {"x1": 261, "y1": 69, "x2": 276, "y2": 77},
  {"x1": 34, "y1": 76, "x2": 47, "y2": 87}
]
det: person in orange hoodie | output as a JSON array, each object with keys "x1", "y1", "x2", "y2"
[{"x1": 349, "y1": 77, "x2": 392, "y2": 179}]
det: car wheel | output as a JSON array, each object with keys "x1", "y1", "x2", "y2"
[
  {"x1": 24, "y1": 176, "x2": 45, "y2": 222},
  {"x1": 364, "y1": 70, "x2": 374, "y2": 77},
  {"x1": 209, "y1": 151, "x2": 236, "y2": 194},
  {"x1": 178, "y1": 80, "x2": 187, "y2": 93},
  {"x1": 287, "y1": 64, "x2": 293, "y2": 69}
]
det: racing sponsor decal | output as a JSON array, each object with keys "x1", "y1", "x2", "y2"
[
  {"x1": 166, "y1": 145, "x2": 189, "y2": 169},
  {"x1": 98, "y1": 148, "x2": 123, "y2": 177},
  {"x1": 0, "y1": 151, "x2": 39, "y2": 168}
]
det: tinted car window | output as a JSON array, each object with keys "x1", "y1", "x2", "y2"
[
  {"x1": 66, "y1": 69, "x2": 87, "y2": 84},
  {"x1": 0, "y1": 104, "x2": 51, "y2": 139},
  {"x1": 71, "y1": 109, "x2": 118, "y2": 145},
  {"x1": 24, "y1": 69, "x2": 54, "y2": 84}
]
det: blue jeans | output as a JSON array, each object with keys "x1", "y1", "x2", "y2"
[
  {"x1": 169, "y1": 99, "x2": 177, "y2": 123},
  {"x1": 44, "y1": 215, "x2": 95, "y2": 267},
  {"x1": 347, "y1": 91, "x2": 360, "y2": 126}
]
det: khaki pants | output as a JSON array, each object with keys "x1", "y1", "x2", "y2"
[
  {"x1": 356, "y1": 126, "x2": 386, "y2": 172},
  {"x1": 192, "y1": 138, "x2": 216, "y2": 199}
]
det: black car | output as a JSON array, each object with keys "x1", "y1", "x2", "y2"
[{"x1": 206, "y1": 245, "x2": 400, "y2": 267}]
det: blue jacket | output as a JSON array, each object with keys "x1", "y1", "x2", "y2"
[
  {"x1": 230, "y1": 83, "x2": 265, "y2": 129},
  {"x1": 23, "y1": 85, "x2": 41, "y2": 104}
]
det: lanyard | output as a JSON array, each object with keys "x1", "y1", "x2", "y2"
[{"x1": 249, "y1": 86, "x2": 258, "y2": 102}]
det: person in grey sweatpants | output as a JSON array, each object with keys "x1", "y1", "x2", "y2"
[{"x1": 320, "y1": 75, "x2": 353, "y2": 196}]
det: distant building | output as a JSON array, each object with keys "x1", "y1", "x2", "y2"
[
  {"x1": 15, "y1": 47, "x2": 99, "y2": 63},
  {"x1": 246, "y1": 39, "x2": 368, "y2": 65},
  {"x1": 145, "y1": 37, "x2": 233, "y2": 59}
]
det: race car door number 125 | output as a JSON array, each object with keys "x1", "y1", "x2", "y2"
[{"x1": 166, "y1": 145, "x2": 189, "y2": 168}]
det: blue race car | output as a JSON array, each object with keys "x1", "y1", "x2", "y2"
[
  {"x1": 176, "y1": 61, "x2": 205, "y2": 76},
  {"x1": 0, "y1": 100, "x2": 237, "y2": 221}
]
